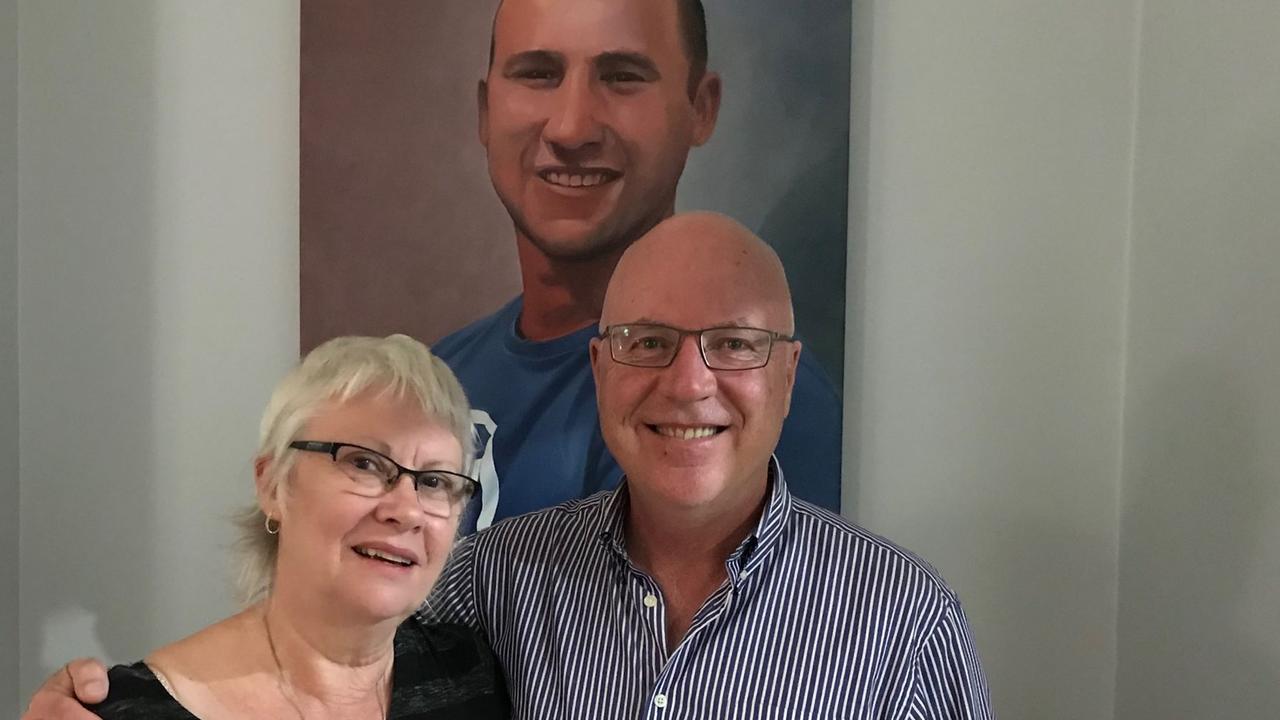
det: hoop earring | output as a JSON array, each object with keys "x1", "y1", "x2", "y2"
[{"x1": 265, "y1": 515, "x2": 280, "y2": 535}]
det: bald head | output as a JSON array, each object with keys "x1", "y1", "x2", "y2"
[{"x1": 602, "y1": 212, "x2": 794, "y2": 333}]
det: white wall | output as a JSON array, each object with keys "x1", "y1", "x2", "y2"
[
  {"x1": 1115, "y1": 1, "x2": 1280, "y2": 716},
  {"x1": 16, "y1": 0, "x2": 299, "y2": 701},
  {"x1": 9, "y1": 1, "x2": 1279, "y2": 717},
  {"x1": 1, "y1": 0, "x2": 20, "y2": 715},
  {"x1": 849, "y1": 2, "x2": 1139, "y2": 717},
  {"x1": 851, "y1": 1, "x2": 1280, "y2": 717}
]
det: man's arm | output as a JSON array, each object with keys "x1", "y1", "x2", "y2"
[
  {"x1": 21, "y1": 658, "x2": 109, "y2": 720},
  {"x1": 26, "y1": 536, "x2": 487, "y2": 720},
  {"x1": 907, "y1": 601, "x2": 995, "y2": 719},
  {"x1": 417, "y1": 532, "x2": 483, "y2": 631}
]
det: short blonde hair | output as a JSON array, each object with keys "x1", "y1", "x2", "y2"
[{"x1": 233, "y1": 334, "x2": 473, "y2": 605}]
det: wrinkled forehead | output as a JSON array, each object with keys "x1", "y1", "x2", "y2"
[{"x1": 491, "y1": 0, "x2": 685, "y2": 66}]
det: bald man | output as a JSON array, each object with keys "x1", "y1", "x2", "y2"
[
  {"x1": 429, "y1": 213, "x2": 993, "y2": 717},
  {"x1": 26, "y1": 214, "x2": 989, "y2": 719}
]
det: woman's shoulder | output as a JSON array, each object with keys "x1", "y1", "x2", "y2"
[
  {"x1": 85, "y1": 662, "x2": 198, "y2": 720},
  {"x1": 394, "y1": 618, "x2": 498, "y2": 680},
  {"x1": 390, "y1": 619, "x2": 511, "y2": 718},
  {"x1": 145, "y1": 608, "x2": 259, "y2": 679},
  {"x1": 97, "y1": 611, "x2": 259, "y2": 718},
  {"x1": 396, "y1": 618, "x2": 488, "y2": 654}
]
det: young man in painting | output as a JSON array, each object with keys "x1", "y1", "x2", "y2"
[{"x1": 436, "y1": 0, "x2": 843, "y2": 532}]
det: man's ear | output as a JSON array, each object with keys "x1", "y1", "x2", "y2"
[
  {"x1": 589, "y1": 336, "x2": 603, "y2": 383},
  {"x1": 477, "y1": 79, "x2": 490, "y2": 148},
  {"x1": 690, "y1": 71, "x2": 721, "y2": 147},
  {"x1": 780, "y1": 340, "x2": 802, "y2": 418},
  {"x1": 589, "y1": 336, "x2": 613, "y2": 407}
]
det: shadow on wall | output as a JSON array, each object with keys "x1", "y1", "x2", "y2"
[
  {"x1": 18, "y1": 0, "x2": 160, "y2": 700},
  {"x1": 1117, "y1": 359, "x2": 1280, "y2": 717}
]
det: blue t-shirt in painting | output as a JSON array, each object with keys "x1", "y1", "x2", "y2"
[{"x1": 434, "y1": 296, "x2": 842, "y2": 534}]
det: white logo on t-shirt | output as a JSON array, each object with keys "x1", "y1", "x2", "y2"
[{"x1": 470, "y1": 409, "x2": 500, "y2": 531}]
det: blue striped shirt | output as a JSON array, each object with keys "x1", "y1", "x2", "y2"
[{"x1": 424, "y1": 462, "x2": 994, "y2": 719}]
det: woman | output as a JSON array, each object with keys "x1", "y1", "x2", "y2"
[{"x1": 89, "y1": 335, "x2": 509, "y2": 718}]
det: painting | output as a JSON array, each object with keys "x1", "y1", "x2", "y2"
[{"x1": 300, "y1": 0, "x2": 851, "y2": 528}]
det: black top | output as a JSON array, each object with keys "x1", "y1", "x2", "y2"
[{"x1": 88, "y1": 621, "x2": 510, "y2": 719}]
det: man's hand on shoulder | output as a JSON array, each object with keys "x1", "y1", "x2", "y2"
[{"x1": 21, "y1": 658, "x2": 109, "y2": 720}]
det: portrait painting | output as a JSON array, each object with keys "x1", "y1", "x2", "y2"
[{"x1": 300, "y1": 0, "x2": 852, "y2": 529}]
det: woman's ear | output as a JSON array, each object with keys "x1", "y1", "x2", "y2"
[{"x1": 255, "y1": 455, "x2": 283, "y2": 520}]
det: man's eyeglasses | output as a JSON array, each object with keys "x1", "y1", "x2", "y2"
[
  {"x1": 599, "y1": 323, "x2": 794, "y2": 371},
  {"x1": 289, "y1": 440, "x2": 477, "y2": 518}
]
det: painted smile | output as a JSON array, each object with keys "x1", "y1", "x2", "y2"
[{"x1": 538, "y1": 168, "x2": 621, "y2": 189}]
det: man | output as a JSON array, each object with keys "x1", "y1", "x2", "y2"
[
  {"x1": 429, "y1": 213, "x2": 992, "y2": 717},
  {"x1": 436, "y1": 0, "x2": 843, "y2": 533},
  {"x1": 24, "y1": 214, "x2": 990, "y2": 719}
]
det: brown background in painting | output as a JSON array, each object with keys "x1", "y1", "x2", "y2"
[{"x1": 301, "y1": 0, "x2": 515, "y2": 352}]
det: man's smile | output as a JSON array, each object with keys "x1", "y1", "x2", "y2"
[
  {"x1": 647, "y1": 423, "x2": 728, "y2": 440},
  {"x1": 537, "y1": 167, "x2": 621, "y2": 189}
]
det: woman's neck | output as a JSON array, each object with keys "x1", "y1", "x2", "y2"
[{"x1": 260, "y1": 593, "x2": 398, "y2": 712}]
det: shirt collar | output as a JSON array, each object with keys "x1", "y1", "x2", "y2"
[
  {"x1": 594, "y1": 480, "x2": 631, "y2": 557},
  {"x1": 745, "y1": 456, "x2": 793, "y2": 568},
  {"x1": 594, "y1": 456, "x2": 795, "y2": 571}
]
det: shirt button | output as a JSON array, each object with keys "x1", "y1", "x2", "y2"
[
  {"x1": 654, "y1": 693, "x2": 668, "y2": 708},
  {"x1": 739, "y1": 570, "x2": 748, "y2": 580},
  {"x1": 643, "y1": 593, "x2": 658, "y2": 608}
]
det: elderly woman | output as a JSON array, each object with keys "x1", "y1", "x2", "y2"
[{"x1": 85, "y1": 335, "x2": 509, "y2": 718}]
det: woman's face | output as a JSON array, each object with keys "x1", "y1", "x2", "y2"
[{"x1": 265, "y1": 390, "x2": 465, "y2": 624}]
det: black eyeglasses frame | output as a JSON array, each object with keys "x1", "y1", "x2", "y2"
[{"x1": 288, "y1": 440, "x2": 479, "y2": 507}]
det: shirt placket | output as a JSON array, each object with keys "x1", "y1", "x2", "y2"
[{"x1": 636, "y1": 565, "x2": 748, "y2": 720}]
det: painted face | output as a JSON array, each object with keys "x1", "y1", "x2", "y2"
[
  {"x1": 480, "y1": 0, "x2": 719, "y2": 261},
  {"x1": 266, "y1": 391, "x2": 464, "y2": 624},
  {"x1": 590, "y1": 242, "x2": 800, "y2": 514}
]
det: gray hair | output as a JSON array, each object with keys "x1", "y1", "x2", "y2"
[{"x1": 233, "y1": 334, "x2": 473, "y2": 605}]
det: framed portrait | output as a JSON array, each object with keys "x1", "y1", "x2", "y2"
[{"x1": 300, "y1": 0, "x2": 851, "y2": 527}]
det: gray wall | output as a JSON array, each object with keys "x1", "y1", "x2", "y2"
[
  {"x1": 9, "y1": 1, "x2": 1280, "y2": 718},
  {"x1": 1, "y1": 0, "x2": 19, "y2": 715},
  {"x1": 16, "y1": 0, "x2": 299, "y2": 701},
  {"x1": 850, "y1": 2, "x2": 1137, "y2": 716},
  {"x1": 852, "y1": 1, "x2": 1280, "y2": 717},
  {"x1": 1115, "y1": 1, "x2": 1280, "y2": 716}
]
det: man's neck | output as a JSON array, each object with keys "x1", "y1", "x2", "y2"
[
  {"x1": 513, "y1": 236, "x2": 626, "y2": 341},
  {"x1": 624, "y1": 475, "x2": 770, "y2": 648},
  {"x1": 626, "y1": 482, "x2": 767, "y2": 577}
]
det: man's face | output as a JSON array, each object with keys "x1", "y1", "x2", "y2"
[
  {"x1": 480, "y1": 0, "x2": 719, "y2": 261},
  {"x1": 590, "y1": 247, "x2": 799, "y2": 512}
]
